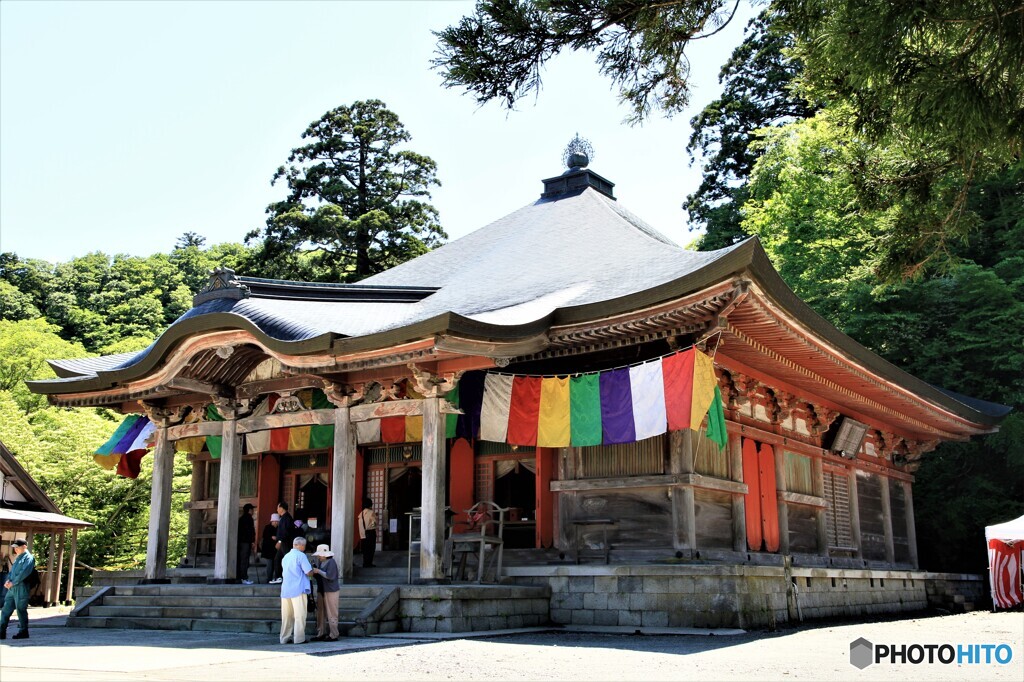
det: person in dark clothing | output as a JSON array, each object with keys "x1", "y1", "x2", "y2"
[
  {"x1": 271, "y1": 502, "x2": 295, "y2": 584},
  {"x1": 358, "y1": 497, "x2": 377, "y2": 568},
  {"x1": 261, "y1": 513, "x2": 280, "y2": 582},
  {"x1": 237, "y1": 503, "x2": 256, "y2": 584}
]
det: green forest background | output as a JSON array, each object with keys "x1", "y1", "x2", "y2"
[{"x1": 1, "y1": 4, "x2": 1022, "y2": 581}]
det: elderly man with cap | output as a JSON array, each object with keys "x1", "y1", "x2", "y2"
[
  {"x1": 261, "y1": 513, "x2": 281, "y2": 583},
  {"x1": 237, "y1": 503, "x2": 256, "y2": 585},
  {"x1": 279, "y1": 536, "x2": 315, "y2": 644},
  {"x1": 311, "y1": 544, "x2": 340, "y2": 641},
  {"x1": 1, "y1": 538, "x2": 36, "y2": 640}
]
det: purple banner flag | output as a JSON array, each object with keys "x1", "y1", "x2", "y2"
[{"x1": 600, "y1": 368, "x2": 635, "y2": 444}]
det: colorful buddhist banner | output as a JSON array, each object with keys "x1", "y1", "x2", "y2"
[
  {"x1": 93, "y1": 414, "x2": 156, "y2": 478},
  {"x1": 476, "y1": 347, "x2": 727, "y2": 449}
]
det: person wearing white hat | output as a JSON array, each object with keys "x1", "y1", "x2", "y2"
[
  {"x1": 261, "y1": 513, "x2": 281, "y2": 583},
  {"x1": 311, "y1": 544, "x2": 340, "y2": 641}
]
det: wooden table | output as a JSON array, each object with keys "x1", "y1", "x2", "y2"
[{"x1": 572, "y1": 519, "x2": 617, "y2": 564}]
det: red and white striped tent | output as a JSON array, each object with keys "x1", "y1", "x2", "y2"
[{"x1": 986, "y1": 514, "x2": 1024, "y2": 609}]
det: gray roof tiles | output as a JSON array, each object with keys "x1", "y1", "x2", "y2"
[{"x1": 50, "y1": 187, "x2": 736, "y2": 380}]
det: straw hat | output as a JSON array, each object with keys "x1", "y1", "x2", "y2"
[{"x1": 312, "y1": 544, "x2": 334, "y2": 558}]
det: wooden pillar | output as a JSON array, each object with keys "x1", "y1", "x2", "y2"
[
  {"x1": 903, "y1": 481, "x2": 919, "y2": 569},
  {"x1": 24, "y1": 528, "x2": 33, "y2": 551},
  {"x1": 774, "y1": 444, "x2": 790, "y2": 555},
  {"x1": 419, "y1": 395, "x2": 447, "y2": 581},
  {"x1": 669, "y1": 430, "x2": 696, "y2": 552},
  {"x1": 144, "y1": 425, "x2": 175, "y2": 582},
  {"x1": 729, "y1": 433, "x2": 746, "y2": 553},
  {"x1": 880, "y1": 475, "x2": 896, "y2": 564},
  {"x1": 848, "y1": 471, "x2": 863, "y2": 559},
  {"x1": 212, "y1": 413, "x2": 242, "y2": 581},
  {"x1": 54, "y1": 531, "x2": 66, "y2": 605},
  {"x1": 187, "y1": 450, "x2": 207, "y2": 566},
  {"x1": 44, "y1": 533, "x2": 56, "y2": 605},
  {"x1": 65, "y1": 528, "x2": 78, "y2": 603},
  {"x1": 331, "y1": 404, "x2": 357, "y2": 581},
  {"x1": 812, "y1": 455, "x2": 828, "y2": 556}
]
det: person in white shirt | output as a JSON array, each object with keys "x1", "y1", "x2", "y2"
[{"x1": 279, "y1": 536, "x2": 314, "y2": 644}]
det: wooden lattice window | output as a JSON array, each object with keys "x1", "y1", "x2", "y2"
[
  {"x1": 580, "y1": 435, "x2": 665, "y2": 479},
  {"x1": 365, "y1": 466, "x2": 386, "y2": 521},
  {"x1": 823, "y1": 470, "x2": 854, "y2": 549},
  {"x1": 694, "y1": 431, "x2": 730, "y2": 479},
  {"x1": 474, "y1": 460, "x2": 493, "y2": 503},
  {"x1": 207, "y1": 459, "x2": 258, "y2": 498}
]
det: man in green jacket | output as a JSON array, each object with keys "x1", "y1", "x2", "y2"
[{"x1": 1, "y1": 538, "x2": 36, "y2": 640}]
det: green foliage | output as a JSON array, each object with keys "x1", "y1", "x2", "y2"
[
  {"x1": 0, "y1": 318, "x2": 92, "y2": 413},
  {"x1": 686, "y1": 11, "x2": 815, "y2": 250},
  {"x1": 0, "y1": 393, "x2": 192, "y2": 572},
  {"x1": 1, "y1": 240, "x2": 248, "y2": 353},
  {"x1": 776, "y1": 0, "x2": 1024, "y2": 277},
  {"x1": 434, "y1": 0, "x2": 742, "y2": 123},
  {"x1": 0, "y1": 239, "x2": 243, "y2": 574},
  {"x1": 743, "y1": 115, "x2": 1024, "y2": 571},
  {"x1": 248, "y1": 100, "x2": 446, "y2": 282}
]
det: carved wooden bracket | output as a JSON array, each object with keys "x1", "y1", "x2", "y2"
[
  {"x1": 408, "y1": 363, "x2": 463, "y2": 398},
  {"x1": 140, "y1": 402, "x2": 188, "y2": 428},
  {"x1": 717, "y1": 370, "x2": 740, "y2": 411},
  {"x1": 877, "y1": 430, "x2": 905, "y2": 458},
  {"x1": 733, "y1": 373, "x2": 759, "y2": 406},
  {"x1": 212, "y1": 396, "x2": 252, "y2": 421},
  {"x1": 322, "y1": 380, "x2": 361, "y2": 409},
  {"x1": 771, "y1": 390, "x2": 797, "y2": 424},
  {"x1": 270, "y1": 393, "x2": 304, "y2": 414},
  {"x1": 809, "y1": 404, "x2": 840, "y2": 435}
]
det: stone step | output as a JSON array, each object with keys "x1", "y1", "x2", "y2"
[
  {"x1": 66, "y1": 615, "x2": 358, "y2": 634},
  {"x1": 99, "y1": 594, "x2": 373, "y2": 611},
  {"x1": 86, "y1": 604, "x2": 367, "y2": 621},
  {"x1": 82, "y1": 582, "x2": 387, "y2": 596}
]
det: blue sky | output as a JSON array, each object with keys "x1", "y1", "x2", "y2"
[{"x1": 0, "y1": 1, "x2": 756, "y2": 263}]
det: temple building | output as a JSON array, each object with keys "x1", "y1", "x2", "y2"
[{"x1": 28, "y1": 145, "x2": 1007, "y2": 629}]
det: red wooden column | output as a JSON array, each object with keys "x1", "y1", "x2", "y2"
[
  {"x1": 742, "y1": 438, "x2": 763, "y2": 550},
  {"x1": 449, "y1": 438, "x2": 475, "y2": 524},
  {"x1": 257, "y1": 453, "x2": 280, "y2": 534},
  {"x1": 535, "y1": 447, "x2": 555, "y2": 548}
]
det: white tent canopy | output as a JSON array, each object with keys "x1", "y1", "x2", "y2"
[{"x1": 986, "y1": 514, "x2": 1024, "y2": 542}]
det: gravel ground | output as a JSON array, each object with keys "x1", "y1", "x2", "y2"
[{"x1": 0, "y1": 611, "x2": 1020, "y2": 681}]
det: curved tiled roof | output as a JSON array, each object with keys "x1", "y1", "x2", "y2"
[
  {"x1": 45, "y1": 186, "x2": 744, "y2": 381},
  {"x1": 28, "y1": 176, "x2": 1011, "y2": 432}
]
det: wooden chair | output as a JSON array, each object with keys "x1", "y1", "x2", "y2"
[{"x1": 446, "y1": 501, "x2": 508, "y2": 583}]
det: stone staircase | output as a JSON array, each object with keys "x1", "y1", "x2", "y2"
[{"x1": 68, "y1": 583, "x2": 400, "y2": 635}]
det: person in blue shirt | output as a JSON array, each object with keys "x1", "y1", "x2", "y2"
[
  {"x1": 1, "y1": 538, "x2": 36, "y2": 640},
  {"x1": 279, "y1": 535, "x2": 314, "y2": 644}
]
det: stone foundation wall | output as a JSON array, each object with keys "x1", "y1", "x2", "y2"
[
  {"x1": 398, "y1": 585, "x2": 551, "y2": 633},
  {"x1": 923, "y1": 572, "x2": 987, "y2": 612},
  {"x1": 505, "y1": 565, "x2": 929, "y2": 629}
]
